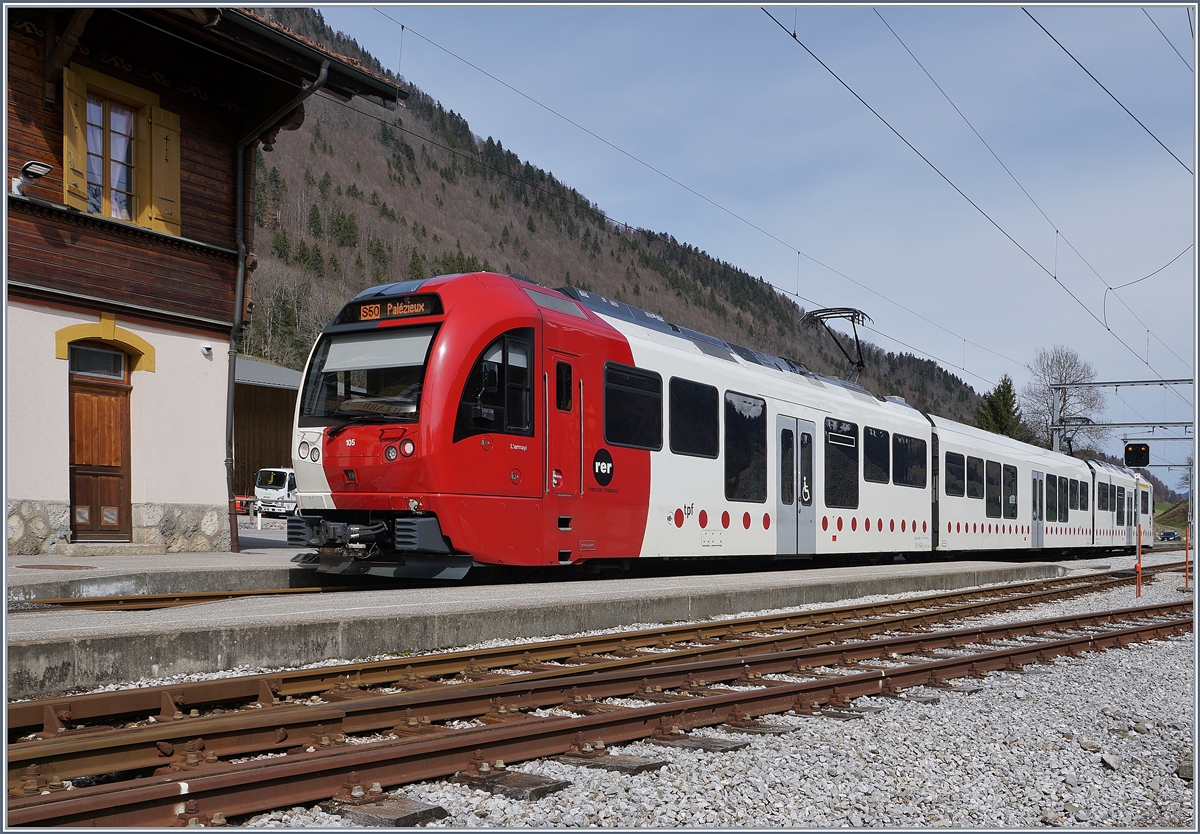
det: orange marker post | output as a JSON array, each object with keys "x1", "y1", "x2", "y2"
[{"x1": 1135, "y1": 524, "x2": 1142, "y2": 599}]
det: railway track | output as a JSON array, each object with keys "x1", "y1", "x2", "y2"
[
  {"x1": 7, "y1": 561, "x2": 1185, "y2": 743},
  {"x1": 6, "y1": 585, "x2": 354, "y2": 613},
  {"x1": 6, "y1": 601, "x2": 1191, "y2": 826},
  {"x1": 6, "y1": 563, "x2": 1192, "y2": 825}
]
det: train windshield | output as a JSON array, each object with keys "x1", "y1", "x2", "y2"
[{"x1": 299, "y1": 326, "x2": 435, "y2": 425}]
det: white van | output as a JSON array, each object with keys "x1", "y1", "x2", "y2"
[{"x1": 254, "y1": 468, "x2": 297, "y2": 516}]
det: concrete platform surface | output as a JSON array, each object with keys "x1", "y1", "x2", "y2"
[
  {"x1": 5, "y1": 531, "x2": 307, "y2": 600},
  {"x1": 5, "y1": 556, "x2": 1073, "y2": 700}
]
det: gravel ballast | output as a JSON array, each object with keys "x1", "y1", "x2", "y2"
[{"x1": 239, "y1": 553, "x2": 1195, "y2": 828}]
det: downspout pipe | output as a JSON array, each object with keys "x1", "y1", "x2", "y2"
[{"x1": 225, "y1": 60, "x2": 329, "y2": 552}]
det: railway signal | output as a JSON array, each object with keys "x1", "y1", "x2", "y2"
[{"x1": 1124, "y1": 443, "x2": 1150, "y2": 468}]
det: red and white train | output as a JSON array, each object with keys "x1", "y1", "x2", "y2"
[{"x1": 288, "y1": 271, "x2": 1153, "y2": 579}]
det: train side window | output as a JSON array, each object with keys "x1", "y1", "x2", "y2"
[
  {"x1": 1116, "y1": 487, "x2": 1125, "y2": 525},
  {"x1": 506, "y1": 340, "x2": 532, "y2": 431},
  {"x1": 985, "y1": 460, "x2": 1002, "y2": 518},
  {"x1": 1140, "y1": 489, "x2": 1148, "y2": 515},
  {"x1": 724, "y1": 391, "x2": 767, "y2": 503},
  {"x1": 893, "y1": 434, "x2": 927, "y2": 488},
  {"x1": 1058, "y1": 475, "x2": 1069, "y2": 523},
  {"x1": 945, "y1": 452, "x2": 966, "y2": 497},
  {"x1": 863, "y1": 427, "x2": 889, "y2": 483},
  {"x1": 824, "y1": 417, "x2": 859, "y2": 509},
  {"x1": 1046, "y1": 474, "x2": 1058, "y2": 522},
  {"x1": 780, "y1": 429, "x2": 795, "y2": 505},
  {"x1": 966, "y1": 456, "x2": 984, "y2": 499},
  {"x1": 669, "y1": 377, "x2": 719, "y2": 458},
  {"x1": 1069, "y1": 479, "x2": 1079, "y2": 511},
  {"x1": 453, "y1": 328, "x2": 534, "y2": 441},
  {"x1": 604, "y1": 364, "x2": 662, "y2": 450},
  {"x1": 1098, "y1": 482, "x2": 1108, "y2": 511},
  {"x1": 800, "y1": 432, "x2": 813, "y2": 507},
  {"x1": 1002, "y1": 464, "x2": 1018, "y2": 519},
  {"x1": 555, "y1": 362, "x2": 572, "y2": 411},
  {"x1": 1079, "y1": 481, "x2": 1088, "y2": 511}
]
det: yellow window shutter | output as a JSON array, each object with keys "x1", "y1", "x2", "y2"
[
  {"x1": 148, "y1": 106, "x2": 181, "y2": 236},
  {"x1": 61, "y1": 66, "x2": 88, "y2": 210}
]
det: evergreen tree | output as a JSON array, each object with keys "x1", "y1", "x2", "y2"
[
  {"x1": 307, "y1": 203, "x2": 323, "y2": 239},
  {"x1": 270, "y1": 229, "x2": 290, "y2": 263},
  {"x1": 975, "y1": 375, "x2": 1036, "y2": 443},
  {"x1": 407, "y1": 248, "x2": 426, "y2": 282}
]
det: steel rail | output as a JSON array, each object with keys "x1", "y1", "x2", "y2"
[
  {"x1": 8, "y1": 586, "x2": 350, "y2": 612},
  {"x1": 6, "y1": 564, "x2": 1184, "y2": 740},
  {"x1": 7, "y1": 611, "x2": 1190, "y2": 827},
  {"x1": 9, "y1": 601, "x2": 1192, "y2": 796}
]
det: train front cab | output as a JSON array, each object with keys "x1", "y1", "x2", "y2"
[{"x1": 289, "y1": 273, "x2": 653, "y2": 577}]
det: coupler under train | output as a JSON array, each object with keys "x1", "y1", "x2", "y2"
[{"x1": 287, "y1": 513, "x2": 473, "y2": 580}]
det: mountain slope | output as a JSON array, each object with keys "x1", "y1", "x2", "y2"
[{"x1": 243, "y1": 7, "x2": 981, "y2": 423}]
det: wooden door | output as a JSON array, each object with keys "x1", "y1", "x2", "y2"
[{"x1": 69, "y1": 347, "x2": 132, "y2": 541}]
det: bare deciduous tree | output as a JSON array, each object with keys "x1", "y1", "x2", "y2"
[{"x1": 1019, "y1": 345, "x2": 1109, "y2": 453}]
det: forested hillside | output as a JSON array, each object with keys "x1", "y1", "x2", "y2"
[{"x1": 243, "y1": 7, "x2": 981, "y2": 423}]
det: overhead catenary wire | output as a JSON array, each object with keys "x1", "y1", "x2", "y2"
[
  {"x1": 1142, "y1": 7, "x2": 1193, "y2": 72},
  {"x1": 367, "y1": 7, "x2": 1027, "y2": 375},
  {"x1": 873, "y1": 8, "x2": 1194, "y2": 397},
  {"x1": 315, "y1": 89, "x2": 998, "y2": 388},
  {"x1": 763, "y1": 7, "x2": 1193, "y2": 403},
  {"x1": 1023, "y1": 8, "x2": 1193, "y2": 175}
]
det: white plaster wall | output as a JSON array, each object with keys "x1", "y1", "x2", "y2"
[
  {"x1": 6, "y1": 303, "x2": 72, "y2": 502},
  {"x1": 5, "y1": 301, "x2": 228, "y2": 507},
  {"x1": 122, "y1": 321, "x2": 229, "y2": 507}
]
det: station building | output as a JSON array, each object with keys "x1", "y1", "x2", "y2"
[{"x1": 6, "y1": 8, "x2": 401, "y2": 555}]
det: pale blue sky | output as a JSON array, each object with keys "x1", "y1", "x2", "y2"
[{"x1": 316, "y1": 4, "x2": 1196, "y2": 474}]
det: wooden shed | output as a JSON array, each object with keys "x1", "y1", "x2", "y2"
[{"x1": 234, "y1": 358, "x2": 302, "y2": 498}]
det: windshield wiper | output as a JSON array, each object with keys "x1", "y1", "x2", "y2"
[{"x1": 327, "y1": 414, "x2": 395, "y2": 439}]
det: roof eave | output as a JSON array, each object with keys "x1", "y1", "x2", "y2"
[{"x1": 216, "y1": 8, "x2": 407, "y2": 105}]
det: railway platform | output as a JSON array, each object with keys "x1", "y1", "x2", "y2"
[{"x1": 6, "y1": 542, "x2": 1095, "y2": 700}]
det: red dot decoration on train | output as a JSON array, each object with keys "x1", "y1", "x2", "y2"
[
  {"x1": 722, "y1": 511, "x2": 730, "y2": 530},
  {"x1": 742, "y1": 512, "x2": 751, "y2": 530},
  {"x1": 699, "y1": 510, "x2": 708, "y2": 529}
]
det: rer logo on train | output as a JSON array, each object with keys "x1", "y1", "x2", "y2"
[{"x1": 592, "y1": 449, "x2": 614, "y2": 486}]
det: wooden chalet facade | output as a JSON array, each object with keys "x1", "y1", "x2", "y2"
[{"x1": 6, "y1": 8, "x2": 402, "y2": 555}]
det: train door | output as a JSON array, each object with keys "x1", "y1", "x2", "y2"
[
  {"x1": 1031, "y1": 470, "x2": 1044, "y2": 549},
  {"x1": 542, "y1": 318, "x2": 582, "y2": 564},
  {"x1": 1126, "y1": 491, "x2": 1135, "y2": 546},
  {"x1": 775, "y1": 415, "x2": 815, "y2": 556}
]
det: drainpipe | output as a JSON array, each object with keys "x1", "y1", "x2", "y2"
[{"x1": 225, "y1": 60, "x2": 329, "y2": 552}]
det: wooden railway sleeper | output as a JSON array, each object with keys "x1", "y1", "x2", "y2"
[{"x1": 8, "y1": 616, "x2": 1188, "y2": 827}]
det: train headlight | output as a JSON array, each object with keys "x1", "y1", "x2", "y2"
[
  {"x1": 310, "y1": 447, "x2": 320, "y2": 463},
  {"x1": 298, "y1": 440, "x2": 311, "y2": 460},
  {"x1": 400, "y1": 438, "x2": 416, "y2": 457},
  {"x1": 384, "y1": 445, "x2": 398, "y2": 461}
]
